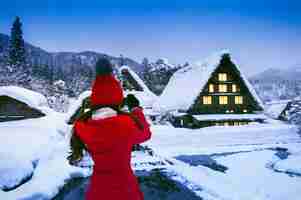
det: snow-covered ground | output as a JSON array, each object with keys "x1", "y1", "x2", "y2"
[
  {"x1": 0, "y1": 111, "x2": 91, "y2": 200},
  {"x1": 146, "y1": 122, "x2": 301, "y2": 156},
  {"x1": 144, "y1": 122, "x2": 301, "y2": 200},
  {"x1": 1, "y1": 108, "x2": 301, "y2": 200}
]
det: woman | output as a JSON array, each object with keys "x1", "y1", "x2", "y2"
[{"x1": 68, "y1": 58, "x2": 151, "y2": 200}]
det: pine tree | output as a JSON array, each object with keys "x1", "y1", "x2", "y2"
[
  {"x1": 8, "y1": 16, "x2": 31, "y2": 88},
  {"x1": 8, "y1": 17, "x2": 26, "y2": 67}
]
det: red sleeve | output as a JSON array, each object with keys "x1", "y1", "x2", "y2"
[
  {"x1": 74, "y1": 120, "x2": 97, "y2": 147},
  {"x1": 130, "y1": 107, "x2": 152, "y2": 144}
]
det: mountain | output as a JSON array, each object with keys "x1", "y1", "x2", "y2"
[
  {"x1": 0, "y1": 33, "x2": 143, "y2": 74},
  {"x1": 250, "y1": 66, "x2": 301, "y2": 102}
]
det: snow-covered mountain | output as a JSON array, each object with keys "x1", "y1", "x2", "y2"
[
  {"x1": 0, "y1": 33, "x2": 143, "y2": 74},
  {"x1": 0, "y1": 33, "x2": 145, "y2": 97},
  {"x1": 250, "y1": 66, "x2": 301, "y2": 102}
]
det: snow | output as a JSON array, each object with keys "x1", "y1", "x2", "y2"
[
  {"x1": 65, "y1": 90, "x2": 91, "y2": 123},
  {"x1": 120, "y1": 66, "x2": 158, "y2": 108},
  {"x1": 145, "y1": 123, "x2": 301, "y2": 200},
  {"x1": 0, "y1": 112, "x2": 91, "y2": 200},
  {"x1": 193, "y1": 113, "x2": 267, "y2": 121},
  {"x1": 265, "y1": 100, "x2": 290, "y2": 119},
  {"x1": 0, "y1": 86, "x2": 48, "y2": 109},
  {"x1": 120, "y1": 66, "x2": 153, "y2": 95},
  {"x1": 214, "y1": 150, "x2": 301, "y2": 200},
  {"x1": 146, "y1": 123, "x2": 301, "y2": 157},
  {"x1": 273, "y1": 153, "x2": 301, "y2": 175},
  {"x1": 156, "y1": 50, "x2": 264, "y2": 112}
]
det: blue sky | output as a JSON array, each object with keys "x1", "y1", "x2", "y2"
[{"x1": 1, "y1": 0, "x2": 301, "y2": 75}]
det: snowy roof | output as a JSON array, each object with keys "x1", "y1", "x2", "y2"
[
  {"x1": 157, "y1": 50, "x2": 264, "y2": 112},
  {"x1": 119, "y1": 66, "x2": 158, "y2": 107},
  {"x1": 193, "y1": 114, "x2": 267, "y2": 121},
  {"x1": 265, "y1": 100, "x2": 290, "y2": 119},
  {"x1": 0, "y1": 86, "x2": 48, "y2": 109}
]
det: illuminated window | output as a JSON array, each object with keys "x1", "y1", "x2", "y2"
[
  {"x1": 203, "y1": 96, "x2": 212, "y2": 105},
  {"x1": 234, "y1": 122, "x2": 240, "y2": 126},
  {"x1": 235, "y1": 96, "x2": 243, "y2": 104},
  {"x1": 209, "y1": 84, "x2": 214, "y2": 93},
  {"x1": 243, "y1": 109, "x2": 248, "y2": 113},
  {"x1": 218, "y1": 84, "x2": 227, "y2": 92},
  {"x1": 232, "y1": 84, "x2": 238, "y2": 92},
  {"x1": 219, "y1": 96, "x2": 228, "y2": 104},
  {"x1": 218, "y1": 73, "x2": 227, "y2": 81},
  {"x1": 239, "y1": 122, "x2": 249, "y2": 126}
]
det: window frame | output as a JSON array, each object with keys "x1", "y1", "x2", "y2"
[
  {"x1": 209, "y1": 84, "x2": 214, "y2": 93},
  {"x1": 218, "y1": 73, "x2": 227, "y2": 81},
  {"x1": 235, "y1": 96, "x2": 243, "y2": 104},
  {"x1": 203, "y1": 96, "x2": 212, "y2": 105},
  {"x1": 219, "y1": 96, "x2": 228, "y2": 105},
  {"x1": 218, "y1": 84, "x2": 228, "y2": 93}
]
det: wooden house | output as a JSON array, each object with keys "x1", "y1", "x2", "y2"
[
  {"x1": 157, "y1": 51, "x2": 266, "y2": 128},
  {"x1": 0, "y1": 86, "x2": 47, "y2": 122}
]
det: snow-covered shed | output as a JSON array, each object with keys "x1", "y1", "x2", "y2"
[
  {"x1": 265, "y1": 100, "x2": 291, "y2": 120},
  {"x1": 0, "y1": 86, "x2": 47, "y2": 122},
  {"x1": 157, "y1": 50, "x2": 265, "y2": 128},
  {"x1": 119, "y1": 66, "x2": 157, "y2": 108}
]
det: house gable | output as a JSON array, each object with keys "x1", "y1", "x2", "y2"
[{"x1": 188, "y1": 54, "x2": 263, "y2": 114}]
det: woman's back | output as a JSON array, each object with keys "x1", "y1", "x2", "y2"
[{"x1": 74, "y1": 108, "x2": 151, "y2": 200}]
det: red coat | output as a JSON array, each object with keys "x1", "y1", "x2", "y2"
[{"x1": 74, "y1": 107, "x2": 151, "y2": 200}]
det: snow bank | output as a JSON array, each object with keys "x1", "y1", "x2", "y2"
[
  {"x1": 273, "y1": 154, "x2": 301, "y2": 175},
  {"x1": 156, "y1": 50, "x2": 264, "y2": 112},
  {"x1": 0, "y1": 86, "x2": 48, "y2": 109},
  {"x1": 0, "y1": 113, "x2": 91, "y2": 200}
]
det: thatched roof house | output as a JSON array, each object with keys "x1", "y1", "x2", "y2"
[{"x1": 156, "y1": 50, "x2": 265, "y2": 128}]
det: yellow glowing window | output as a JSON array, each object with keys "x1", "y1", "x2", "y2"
[
  {"x1": 218, "y1": 84, "x2": 227, "y2": 92},
  {"x1": 209, "y1": 84, "x2": 214, "y2": 93},
  {"x1": 219, "y1": 96, "x2": 228, "y2": 104},
  {"x1": 218, "y1": 73, "x2": 227, "y2": 81},
  {"x1": 235, "y1": 96, "x2": 243, "y2": 104},
  {"x1": 232, "y1": 84, "x2": 237, "y2": 92},
  {"x1": 203, "y1": 96, "x2": 212, "y2": 105}
]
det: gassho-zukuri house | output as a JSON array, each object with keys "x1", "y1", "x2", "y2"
[
  {"x1": 156, "y1": 51, "x2": 266, "y2": 128},
  {"x1": 0, "y1": 86, "x2": 47, "y2": 122},
  {"x1": 119, "y1": 66, "x2": 159, "y2": 120}
]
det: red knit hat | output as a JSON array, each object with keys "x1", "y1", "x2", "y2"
[{"x1": 91, "y1": 58, "x2": 123, "y2": 107}]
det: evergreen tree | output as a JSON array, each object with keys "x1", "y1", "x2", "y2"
[
  {"x1": 8, "y1": 16, "x2": 26, "y2": 67},
  {"x1": 8, "y1": 16, "x2": 31, "y2": 87}
]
